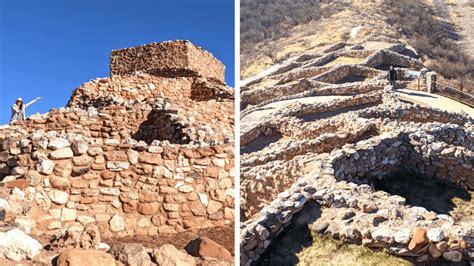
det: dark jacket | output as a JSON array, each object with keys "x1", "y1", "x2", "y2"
[{"x1": 388, "y1": 69, "x2": 398, "y2": 81}]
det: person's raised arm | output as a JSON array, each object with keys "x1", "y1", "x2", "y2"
[
  {"x1": 11, "y1": 104, "x2": 20, "y2": 113},
  {"x1": 24, "y1": 96, "x2": 43, "y2": 108}
]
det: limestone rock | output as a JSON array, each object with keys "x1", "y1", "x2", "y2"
[
  {"x1": 442, "y1": 250, "x2": 462, "y2": 262},
  {"x1": 48, "y1": 138, "x2": 70, "y2": 150},
  {"x1": 71, "y1": 141, "x2": 88, "y2": 155},
  {"x1": 311, "y1": 221, "x2": 329, "y2": 234},
  {"x1": 109, "y1": 214, "x2": 125, "y2": 232},
  {"x1": 15, "y1": 215, "x2": 36, "y2": 234},
  {"x1": 207, "y1": 200, "x2": 222, "y2": 214},
  {"x1": 394, "y1": 228, "x2": 411, "y2": 245},
  {"x1": 0, "y1": 229, "x2": 42, "y2": 261},
  {"x1": 50, "y1": 148, "x2": 74, "y2": 159},
  {"x1": 109, "y1": 243, "x2": 151, "y2": 266},
  {"x1": 152, "y1": 244, "x2": 196, "y2": 266},
  {"x1": 61, "y1": 208, "x2": 77, "y2": 221},
  {"x1": 107, "y1": 161, "x2": 129, "y2": 172},
  {"x1": 0, "y1": 198, "x2": 11, "y2": 211},
  {"x1": 49, "y1": 223, "x2": 101, "y2": 250},
  {"x1": 48, "y1": 190, "x2": 69, "y2": 205},
  {"x1": 371, "y1": 228, "x2": 394, "y2": 244},
  {"x1": 427, "y1": 228, "x2": 444, "y2": 242},
  {"x1": 127, "y1": 150, "x2": 139, "y2": 164},
  {"x1": 37, "y1": 159, "x2": 55, "y2": 175}
]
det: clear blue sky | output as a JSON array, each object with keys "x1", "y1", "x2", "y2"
[{"x1": 0, "y1": 0, "x2": 234, "y2": 124}]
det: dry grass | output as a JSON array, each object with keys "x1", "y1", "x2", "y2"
[
  {"x1": 241, "y1": 2, "x2": 355, "y2": 79},
  {"x1": 451, "y1": 190, "x2": 474, "y2": 222},
  {"x1": 241, "y1": 0, "x2": 473, "y2": 82},
  {"x1": 297, "y1": 233, "x2": 411, "y2": 266}
]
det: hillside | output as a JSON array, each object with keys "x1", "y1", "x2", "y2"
[{"x1": 241, "y1": 0, "x2": 474, "y2": 87}]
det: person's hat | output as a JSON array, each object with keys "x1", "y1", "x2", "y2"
[{"x1": 16, "y1": 98, "x2": 23, "y2": 102}]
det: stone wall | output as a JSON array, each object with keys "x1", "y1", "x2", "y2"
[
  {"x1": 240, "y1": 120, "x2": 473, "y2": 265},
  {"x1": 68, "y1": 74, "x2": 232, "y2": 110},
  {"x1": 361, "y1": 49, "x2": 423, "y2": 70},
  {"x1": 313, "y1": 65, "x2": 383, "y2": 84},
  {"x1": 18, "y1": 103, "x2": 232, "y2": 146},
  {"x1": 110, "y1": 40, "x2": 225, "y2": 82},
  {"x1": 0, "y1": 130, "x2": 235, "y2": 237}
]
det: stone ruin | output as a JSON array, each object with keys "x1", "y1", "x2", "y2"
[
  {"x1": 240, "y1": 40, "x2": 473, "y2": 265},
  {"x1": 0, "y1": 40, "x2": 234, "y2": 264}
]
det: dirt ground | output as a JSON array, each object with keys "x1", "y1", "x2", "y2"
[
  {"x1": 0, "y1": 225, "x2": 234, "y2": 265},
  {"x1": 103, "y1": 225, "x2": 235, "y2": 255}
]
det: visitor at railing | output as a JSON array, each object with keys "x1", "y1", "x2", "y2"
[{"x1": 387, "y1": 65, "x2": 398, "y2": 88}]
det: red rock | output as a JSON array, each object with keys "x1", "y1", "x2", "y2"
[
  {"x1": 194, "y1": 147, "x2": 215, "y2": 158},
  {"x1": 56, "y1": 248, "x2": 116, "y2": 266},
  {"x1": 139, "y1": 191, "x2": 157, "y2": 203},
  {"x1": 428, "y1": 243, "x2": 442, "y2": 258},
  {"x1": 101, "y1": 170, "x2": 116, "y2": 180},
  {"x1": 162, "y1": 146, "x2": 179, "y2": 160},
  {"x1": 122, "y1": 201, "x2": 138, "y2": 213},
  {"x1": 80, "y1": 197, "x2": 97, "y2": 204},
  {"x1": 49, "y1": 175, "x2": 70, "y2": 190},
  {"x1": 185, "y1": 237, "x2": 232, "y2": 261},
  {"x1": 137, "y1": 202, "x2": 160, "y2": 215},
  {"x1": 5, "y1": 180, "x2": 30, "y2": 189},
  {"x1": 138, "y1": 153, "x2": 163, "y2": 165},
  {"x1": 71, "y1": 179, "x2": 87, "y2": 189},
  {"x1": 408, "y1": 228, "x2": 429, "y2": 252},
  {"x1": 104, "y1": 151, "x2": 128, "y2": 161},
  {"x1": 205, "y1": 167, "x2": 220, "y2": 178}
]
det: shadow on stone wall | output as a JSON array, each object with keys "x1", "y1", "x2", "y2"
[
  {"x1": 374, "y1": 170, "x2": 471, "y2": 216},
  {"x1": 255, "y1": 202, "x2": 321, "y2": 265},
  {"x1": 132, "y1": 109, "x2": 190, "y2": 144}
]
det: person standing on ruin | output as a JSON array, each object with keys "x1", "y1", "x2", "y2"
[
  {"x1": 10, "y1": 97, "x2": 42, "y2": 123},
  {"x1": 387, "y1": 65, "x2": 398, "y2": 87}
]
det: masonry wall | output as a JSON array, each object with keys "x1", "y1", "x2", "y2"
[
  {"x1": 109, "y1": 40, "x2": 225, "y2": 82},
  {"x1": 240, "y1": 122, "x2": 473, "y2": 265},
  {"x1": 0, "y1": 132, "x2": 234, "y2": 237}
]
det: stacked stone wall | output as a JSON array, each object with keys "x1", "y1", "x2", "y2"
[
  {"x1": 0, "y1": 131, "x2": 234, "y2": 237},
  {"x1": 110, "y1": 40, "x2": 225, "y2": 82},
  {"x1": 241, "y1": 121, "x2": 473, "y2": 265}
]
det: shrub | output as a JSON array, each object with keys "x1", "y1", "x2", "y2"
[{"x1": 379, "y1": 0, "x2": 474, "y2": 86}]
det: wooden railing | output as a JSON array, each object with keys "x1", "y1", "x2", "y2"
[{"x1": 434, "y1": 80, "x2": 474, "y2": 108}]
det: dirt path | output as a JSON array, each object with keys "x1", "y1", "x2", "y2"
[
  {"x1": 396, "y1": 89, "x2": 474, "y2": 117},
  {"x1": 241, "y1": 95, "x2": 350, "y2": 131}
]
